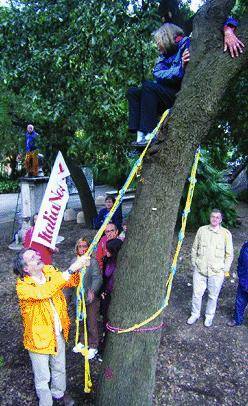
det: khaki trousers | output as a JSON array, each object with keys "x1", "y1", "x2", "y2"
[
  {"x1": 29, "y1": 333, "x2": 66, "y2": 406},
  {"x1": 191, "y1": 270, "x2": 224, "y2": 319}
]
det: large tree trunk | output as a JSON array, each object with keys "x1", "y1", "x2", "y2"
[
  {"x1": 96, "y1": 1, "x2": 248, "y2": 405},
  {"x1": 66, "y1": 160, "x2": 97, "y2": 228}
]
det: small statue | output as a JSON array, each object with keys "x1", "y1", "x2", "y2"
[
  {"x1": 17, "y1": 124, "x2": 44, "y2": 177},
  {"x1": 24, "y1": 124, "x2": 39, "y2": 177}
]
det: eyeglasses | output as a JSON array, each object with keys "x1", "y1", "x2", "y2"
[{"x1": 105, "y1": 229, "x2": 116, "y2": 233}]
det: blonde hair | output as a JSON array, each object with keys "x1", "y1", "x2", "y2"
[
  {"x1": 152, "y1": 23, "x2": 184, "y2": 54},
  {"x1": 75, "y1": 237, "x2": 89, "y2": 255}
]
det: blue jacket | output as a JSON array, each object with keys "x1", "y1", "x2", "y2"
[
  {"x1": 237, "y1": 242, "x2": 248, "y2": 291},
  {"x1": 152, "y1": 17, "x2": 238, "y2": 91},
  {"x1": 94, "y1": 205, "x2": 123, "y2": 232},
  {"x1": 153, "y1": 36, "x2": 190, "y2": 91},
  {"x1": 25, "y1": 130, "x2": 39, "y2": 152}
]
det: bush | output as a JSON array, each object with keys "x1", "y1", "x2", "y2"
[
  {"x1": 0, "y1": 179, "x2": 19, "y2": 193},
  {"x1": 179, "y1": 149, "x2": 237, "y2": 229}
]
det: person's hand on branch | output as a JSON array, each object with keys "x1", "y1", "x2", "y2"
[
  {"x1": 182, "y1": 49, "x2": 190, "y2": 68},
  {"x1": 224, "y1": 27, "x2": 245, "y2": 58}
]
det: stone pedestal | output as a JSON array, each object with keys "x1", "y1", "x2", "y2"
[{"x1": 19, "y1": 176, "x2": 49, "y2": 238}]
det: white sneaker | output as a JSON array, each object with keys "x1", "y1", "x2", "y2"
[
  {"x1": 187, "y1": 315, "x2": 199, "y2": 325},
  {"x1": 136, "y1": 131, "x2": 145, "y2": 143},
  {"x1": 204, "y1": 316, "x2": 213, "y2": 327},
  {"x1": 145, "y1": 133, "x2": 153, "y2": 141},
  {"x1": 88, "y1": 348, "x2": 98, "y2": 360},
  {"x1": 72, "y1": 342, "x2": 85, "y2": 353}
]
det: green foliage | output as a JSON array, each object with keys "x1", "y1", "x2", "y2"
[
  {"x1": 0, "y1": 0, "x2": 161, "y2": 185},
  {"x1": 208, "y1": 70, "x2": 248, "y2": 160},
  {"x1": 0, "y1": 179, "x2": 19, "y2": 193},
  {"x1": 0, "y1": 0, "x2": 247, "y2": 194},
  {"x1": 180, "y1": 149, "x2": 237, "y2": 229}
]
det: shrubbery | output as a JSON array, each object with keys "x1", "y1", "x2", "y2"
[
  {"x1": 179, "y1": 149, "x2": 237, "y2": 229},
  {"x1": 0, "y1": 179, "x2": 19, "y2": 193}
]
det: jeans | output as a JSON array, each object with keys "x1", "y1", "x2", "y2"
[{"x1": 234, "y1": 284, "x2": 248, "y2": 325}]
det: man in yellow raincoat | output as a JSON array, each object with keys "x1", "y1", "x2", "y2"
[{"x1": 13, "y1": 248, "x2": 89, "y2": 406}]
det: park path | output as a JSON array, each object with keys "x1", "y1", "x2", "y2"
[
  {"x1": 0, "y1": 185, "x2": 123, "y2": 243},
  {"x1": 0, "y1": 185, "x2": 112, "y2": 224}
]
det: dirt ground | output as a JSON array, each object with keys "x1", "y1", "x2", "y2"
[{"x1": 0, "y1": 203, "x2": 247, "y2": 406}]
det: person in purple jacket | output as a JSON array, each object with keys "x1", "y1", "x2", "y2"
[
  {"x1": 100, "y1": 238, "x2": 123, "y2": 334},
  {"x1": 228, "y1": 241, "x2": 248, "y2": 327}
]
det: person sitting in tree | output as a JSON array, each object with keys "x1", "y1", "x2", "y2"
[
  {"x1": 158, "y1": 0, "x2": 245, "y2": 59},
  {"x1": 24, "y1": 124, "x2": 39, "y2": 176},
  {"x1": 127, "y1": 16, "x2": 244, "y2": 147},
  {"x1": 127, "y1": 23, "x2": 190, "y2": 147}
]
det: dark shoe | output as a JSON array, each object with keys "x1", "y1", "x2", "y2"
[
  {"x1": 138, "y1": 141, "x2": 148, "y2": 147},
  {"x1": 131, "y1": 141, "x2": 147, "y2": 148},
  {"x1": 227, "y1": 320, "x2": 241, "y2": 327},
  {"x1": 54, "y1": 393, "x2": 75, "y2": 406},
  {"x1": 131, "y1": 140, "x2": 139, "y2": 147}
]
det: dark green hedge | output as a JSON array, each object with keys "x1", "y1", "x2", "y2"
[{"x1": 0, "y1": 180, "x2": 19, "y2": 193}]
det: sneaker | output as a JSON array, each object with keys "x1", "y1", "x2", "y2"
[
  {"x1": 204, "y1": 316, "x2": 213, "y2": 327},
  {"x1": 88, "y1": 348, "x2": 98, "y2": 360},
  {"x1": 145, "y1": 133, "x2": 153, "y2": 141},
  {"x1": 187, "y1": 315, "x2": 199, "y2": 325},
  {"x1": 137, "y1": 137, "x2": 148, "y2": 147},
  {"x1": 72, "y1": 342, "x2": 85, "y2": 353},
  {"x1": 131, "y1": 140, "x2": 147, "y2": 148},
  {"x1": 136, "y1": 130, "x2": 145, "y2": 143},
  {"x1": 131, "y1": 141, "x2": 141, "y2": 147},
  {"x1": 227, "y1": 319, "x2": 240, "y2": 327}
]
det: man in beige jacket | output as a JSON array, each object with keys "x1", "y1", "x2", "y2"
[{"x1": 187, "y1": 209, "x2": 233, "y2": 327}]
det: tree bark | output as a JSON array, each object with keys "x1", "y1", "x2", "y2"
[
  {"x1": 96, "y1": 1, "x2": 248, "y2": 405},
  {"x1": 66, "y1": 160, "x2": 97, "y2": 228}
]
